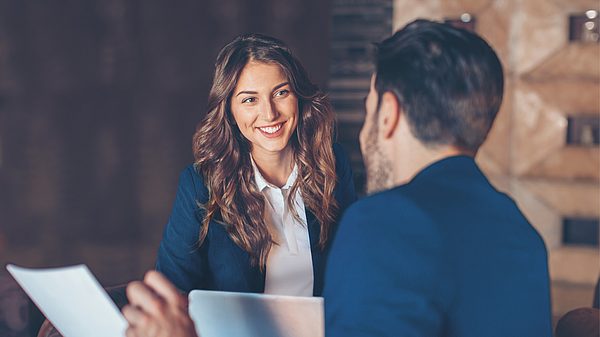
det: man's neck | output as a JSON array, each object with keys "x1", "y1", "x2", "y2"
[{"x1": 392, "y1": 145, "x2": 468, "y2": 187}]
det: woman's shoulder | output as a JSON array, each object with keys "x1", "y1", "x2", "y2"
[
  {"x1": 332, "y1": 142, "x2": 345, "y2": 157},
  {"x1": 331, "y1": 143, "x2": 357, "y2": 206},
  {"x1": 332, "y1": 143, "x2": 352, "y2": 169},
  {"x1": 176, "y1": 164, "x2": 209, "y2": 201}
]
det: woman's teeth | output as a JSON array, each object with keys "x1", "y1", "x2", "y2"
[{"x1": 259, "y1": 123, "x2": 282, "y2": 134}]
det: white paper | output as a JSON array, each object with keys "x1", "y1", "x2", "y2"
[
  {"x1": 6, "y1": 264, "x2": 127, "y2": 337},
  {"x1": 188, "y1": 290, "x2": 324, "y2": 337}
]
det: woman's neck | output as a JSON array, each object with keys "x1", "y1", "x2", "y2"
[{"x1": 251, "y1": 146, "x2": 295, "y2": 188}]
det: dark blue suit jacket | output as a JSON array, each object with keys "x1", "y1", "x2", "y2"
[
  {"x1": 324, "y1": 156, "x2": 552, "y2": 337},
  {"x1": 156, "y1": 144, "x2": 357, "y2": 295}
]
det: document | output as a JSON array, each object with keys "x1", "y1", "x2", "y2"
[
  {"x1": 6, "y1": 264, "x2": 127, "y2": 337},
  {"x1": 189, "y1": 289, "x2": 324, "y2": 337},
  {"x1": 7, "y1": 264, "x2": 324, "y2": 337}
]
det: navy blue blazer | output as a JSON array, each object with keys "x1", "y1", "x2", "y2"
[
  {"x1": 156, "y1": 144, "x2": 357, "y2": 295},
  {"x1": 324, "y1": 156, "x2": 552, "y2": 337}
]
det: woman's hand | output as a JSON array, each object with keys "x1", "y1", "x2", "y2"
[{"x1": 122, "y1": 271, "x2": 198, "y2": 337}]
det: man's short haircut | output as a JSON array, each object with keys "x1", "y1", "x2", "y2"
[{"x1": 375, "y1": 19, "x2": 504, "y2": 153}]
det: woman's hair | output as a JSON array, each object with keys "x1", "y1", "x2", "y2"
[{"x1": 192, "y1": 33, "x2": 338, "y2": 268}]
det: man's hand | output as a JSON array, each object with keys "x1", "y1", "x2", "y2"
[{"x1": 122, "y1": 271, "x2": 198, "y2": 337}]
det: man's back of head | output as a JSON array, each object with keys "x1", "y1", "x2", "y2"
[{"x1": 375, "y1": 19, "x2": 504, "y2": 153}]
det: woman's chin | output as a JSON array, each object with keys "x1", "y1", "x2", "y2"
[{"x1": 253, "y1": 140, "x2": 293, "y2": 155}]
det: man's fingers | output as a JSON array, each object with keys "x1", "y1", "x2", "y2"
[
  {"x1": 123, "y1": 304, "x2": 163, "y2": 337},
  {"x1": 123, "y1": 273, "x2": 198, "y2": 337},
  {"x1": 125, "y1": 326, "x2": 138, "y2": 337},
  {"x1": 143, "y1": 270, "x2": 187, "y2": 309},
  {"x1": 122, "y1": 305, "x2": 147, "y2": 326},
  {"x1": 126, "y1": 281, "x2": 165, "y2": 317}
]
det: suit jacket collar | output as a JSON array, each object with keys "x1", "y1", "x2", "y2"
[{"x1": 409, "y1": 155, "x2": 480, "y2": 186}]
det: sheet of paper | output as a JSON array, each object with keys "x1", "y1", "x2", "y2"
[
  {"x1": 189, "y1": 290, "x2": 324, "y2": 337},
  {"x1": 6, "y1": 264, "x2": 127, "y2": 337}
]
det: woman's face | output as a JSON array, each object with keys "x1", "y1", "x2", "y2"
[{"x1": 230, "y1": 61, "x2": 299, "y2": 157}]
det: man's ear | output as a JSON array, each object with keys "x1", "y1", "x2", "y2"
[{"x1": 379, "y1": 92, "x2": 400, "y2": 139}]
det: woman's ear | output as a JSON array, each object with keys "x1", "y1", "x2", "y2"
[{"x1": 379, "y1": 92, "x2": 400, "y2": 139}]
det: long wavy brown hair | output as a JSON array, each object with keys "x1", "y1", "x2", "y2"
[{"x1": 192, "y1": 33, "x2": 338, "y2": 268}]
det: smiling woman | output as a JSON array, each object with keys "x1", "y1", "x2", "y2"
[{"x1": 155, "y1": 34, "x2": 357, "y2": 297}]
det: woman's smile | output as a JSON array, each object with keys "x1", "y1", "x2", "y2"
[{"x1": 257, "y1": 121, "x2": 286, "y2": 137}]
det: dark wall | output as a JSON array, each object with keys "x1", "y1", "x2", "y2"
[{"x1": 0, "y1": 0, "x2": 332, "y2": 285}]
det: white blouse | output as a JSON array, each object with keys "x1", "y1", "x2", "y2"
[{"x1": 251, "y1": 159, "x2": 313, "y2": 297}]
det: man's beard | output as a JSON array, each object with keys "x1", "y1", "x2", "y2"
[{"x1": 363, "y1": 123, "x2": 392, "y2": 195}]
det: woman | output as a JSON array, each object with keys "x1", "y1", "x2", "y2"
[{"x1": 156, "y1": 33, "x2": 356, "y2": 297}]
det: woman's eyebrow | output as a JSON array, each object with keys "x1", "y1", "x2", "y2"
[
  {"x1": 235, "y1": 82, "x2": 289, "y2": 97},
  {"x1": 235, "y1": 90, "x2": 257, "y2": 97},
  {"x1": 271, "y1": 82, "x2": 289, "y2": 92}
]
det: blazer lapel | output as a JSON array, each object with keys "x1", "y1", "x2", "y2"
[{"x1": 306, "y1": 209, "x2": 325, "y2": 296}]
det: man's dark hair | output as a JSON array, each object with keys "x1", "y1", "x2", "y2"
[{"x1": 375, "y1": 19, "x2": 504, "y2": 153}]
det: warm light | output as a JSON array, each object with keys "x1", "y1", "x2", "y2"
[
  {"x1": 585, "y1": 21, "x2": 596, "y2": 30},
  {"x1": 586, "y1": 10, "x2": 598, "y2": 19},
  {"x1": 581, "y1": 125, "x2": 595, "y2": 146},
  {"x1": 460, "y1": 13, "x2": 472, "y2": 23}
]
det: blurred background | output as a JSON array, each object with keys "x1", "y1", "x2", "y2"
[{"x1": 0, "y1": 0, "x2": 598, "y2": 336}]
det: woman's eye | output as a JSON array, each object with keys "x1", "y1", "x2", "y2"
[
  {"x1": 241, "y1": 97, "x2": 256, "y2": 104},
  {"x1": 275, "y1": 89, "x2": 289, "y2": 97}
]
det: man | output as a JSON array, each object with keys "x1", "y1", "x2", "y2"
[
  {"x1": 323, "y1": 19, "x2": 552, "y2": 336},
  {"x1": 123, "y1": 19, "x2": 552, "y2": 337}
]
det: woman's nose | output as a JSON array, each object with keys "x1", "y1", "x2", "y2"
[{"x1": 261, "y1": 100, "x2": 279, "y2": 121}]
